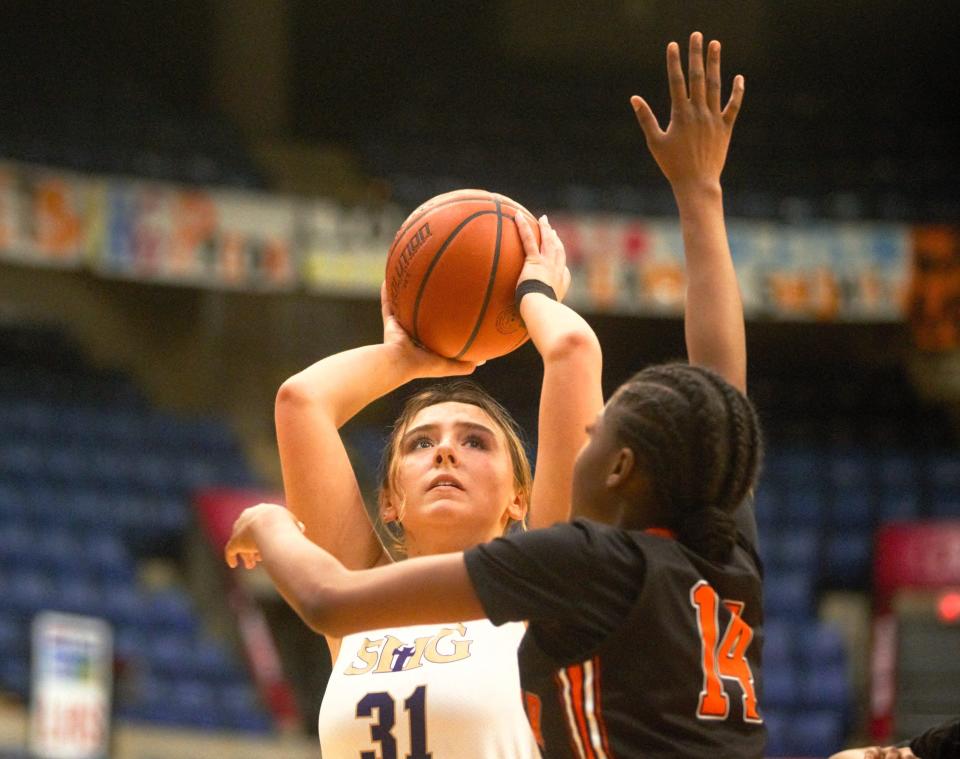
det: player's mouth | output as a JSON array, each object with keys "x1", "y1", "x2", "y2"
[{"x1": 428, "y1": 475, "x2": 464, "y2": 492}]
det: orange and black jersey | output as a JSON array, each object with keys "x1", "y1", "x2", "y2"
[{"x1": 464, "y1": 504, "x2": 765, "y2": 759}]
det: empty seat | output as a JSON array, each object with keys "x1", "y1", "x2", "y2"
[
  {"x1": 762, "y1": 709, "x2": 789, "y2": 757},
  {"x1": 762, "y1": 664, "x2": 799, "y2": 710},
  {"x1": 830, "y1": 487, "x2": 874, "y2": 529},
  {"x1": 764, "y1": 570, "x2": 814, "y2": 619},
  {"x1": 821, "y1": 532, "x2": 872, "y2": 587},
  {"x1": 787, "y1": 710, "x2": 845, "y2": 757}
]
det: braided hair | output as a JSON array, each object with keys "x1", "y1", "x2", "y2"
[{"x1": 607, "y1": 363, "x2": 762, "y2": 563}]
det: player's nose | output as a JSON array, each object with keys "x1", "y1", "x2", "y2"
[{"x1": 434, "y1": 442, "x2": 457, "y2": 465}]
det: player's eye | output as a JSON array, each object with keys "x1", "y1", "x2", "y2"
[
  {"x1": 409, "y1": 436, "x2": 434, "y2": 450},
  {"x1": 463, "y1": 434, "x2": 487, "y2": 449}
]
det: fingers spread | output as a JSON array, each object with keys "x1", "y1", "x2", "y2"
[
  {"x1": 688, "y1": 32, "x2": 706, "y2": 105},
  {"x1": 706, "y1": 40, "x2": 722, "y2": 112},
  {"x1": 631, "y1": 96, "x2": 662, "y2": 141},
  {"x1": 722, "y1": 74, "x2": 745, "y2": 126},
  {"x1": 666, "y1": 41, "x2": 687, "y2": 105}
]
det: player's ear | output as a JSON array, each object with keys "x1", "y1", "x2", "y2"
[
  {"x1": 606, "y1": 447, "x2": 636, "y2": 488},
  {"x1": 505, "y1": 488, "x2": 527, "y2": 523},
  {"x1": 380, "y1": 493, "x2": 400, "y2": 524}
]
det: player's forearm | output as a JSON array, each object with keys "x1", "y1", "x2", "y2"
[
  {"x1": 674, "y1": 185, "x2": 747, "y2": 392},
  {"x1": 248, "y1": 509, "x2": 485, "y2": 636},
  {"x1": 520, "y1": 294, "x2": 602, "y2": 366},
  {"x1": 246, "y1": 507, "x2": 357, "y2": 635},
  {"x1": 521, "y1": 294, "x2": 603, "y2": 526},
  {"x1": 276, "y1": 343, "x2": 416, "y2": 429}
]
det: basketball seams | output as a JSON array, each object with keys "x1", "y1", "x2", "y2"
[
  {"x1": 386, "y1": 194, "x2": 529, "y2": 270},
  {"x1": 387, "y1": 190, "x2": 537, "y2": 361},
  {"x1": 411, "y1": 209, "x2": 499, "y2": 343},
  {"x1": 453, "y1": 199, "x2": 504, "y2": 360}
]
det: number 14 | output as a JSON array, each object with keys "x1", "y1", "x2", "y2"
[{"x1": 690, "y1": 580, "x2": 762, "y2": 723}]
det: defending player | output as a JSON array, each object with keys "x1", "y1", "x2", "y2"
[{"x1": 231, "y1": 32, "x2": 764, "y2": 758}]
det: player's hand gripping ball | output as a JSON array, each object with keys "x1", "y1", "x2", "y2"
[{"x1": 385, "y1": 189, "x2": 541, "y2": 363}]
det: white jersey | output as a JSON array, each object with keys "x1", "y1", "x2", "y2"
[{"x1": 318, "y1": 619, "x2": 540, "y2": 758}]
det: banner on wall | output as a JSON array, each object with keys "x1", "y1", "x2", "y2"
[
  {"x1": 0, "y1": 160, "x2": 919, "y2": 321},
  {"x1": 92, "y1": 181, "x2": 297, "y2": 290},
  {"x1": 300, "y1": 200, "x2": 405, "y2": 293},
  {"x1": 0, "y1": 162, "x2": 95, "y2": 267},
  {"x1": 907, "y1": 226, "x2": 960, "y2": 351},
  {"x1": 553, "y1": 214, "x2": 910, "y2": 321}
]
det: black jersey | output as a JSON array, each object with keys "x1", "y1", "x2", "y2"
[{"x1": 464, "y1": 508, "x2": 765, "y2": 759}]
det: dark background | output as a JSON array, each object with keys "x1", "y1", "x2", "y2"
[{"x1": 1, "y1": 1, "x2": 957, "y2": 218}]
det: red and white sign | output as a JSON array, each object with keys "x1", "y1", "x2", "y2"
[{"x1": 29, "y1": 612, "x2": 112, "y2": 759}]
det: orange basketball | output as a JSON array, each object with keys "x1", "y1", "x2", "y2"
[{"x1": 385, "y1": 189, "x2": 541, "y2": 362}]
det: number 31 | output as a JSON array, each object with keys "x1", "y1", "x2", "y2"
[{"x1": 356, "y1": 685, "x2": 431, "y2": 759}]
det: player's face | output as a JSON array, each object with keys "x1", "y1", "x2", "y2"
[
  {"x1": 572, "y1": 405, "x2": 626, "y2": 523},
  {"x1": 389, "y1": 402, "x2": 523, "y2": 555}
]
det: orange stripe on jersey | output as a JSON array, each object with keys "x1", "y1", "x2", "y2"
[
  {"x1": 569, "y1": 664, "x2": 598, "y2": 759},
  {"x1": 587, "y1": 657, "x2": 614, "y2": 757},
  {"x1": 556, "y1": 666, "x2": 590, "y2": 759},
  {"x1": 644, "y1": 526, "x2": 677, "y2": 540},
  {"x1": 557, "y1": 661, "x2": 618, "y2": 759}
]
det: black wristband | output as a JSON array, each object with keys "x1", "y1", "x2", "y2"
[{"x1": 515, "y1": 279, "x2": 557, "y2": 309}]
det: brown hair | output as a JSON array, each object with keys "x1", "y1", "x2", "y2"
[
  {"x1": 377, "y1": 380, "x2": 533, "y2": 547},
  {"x1": 608, "y1": 363, "x2": 763, "y2": 563}
]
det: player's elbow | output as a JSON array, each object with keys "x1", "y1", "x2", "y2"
[
  {"x1": 541, "y1": 327, "x2": 602, "y2": 367},
  {"x1": 276, "y1": 375, "x2": 320, "y2": 412}
]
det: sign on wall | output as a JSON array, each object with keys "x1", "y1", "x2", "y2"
[{"x1": 29, "y1": 612, "x2": 113, "y2": 759}]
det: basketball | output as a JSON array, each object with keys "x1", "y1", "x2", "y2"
[{"x1": 385, "y1": 189, "x2": 541, "y2": 362}]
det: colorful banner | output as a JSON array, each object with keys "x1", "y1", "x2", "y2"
[
  {"x1": 0, "y1": 161, "x2": 924, "y2": 321},
  {"x1": 907, "y1": 226, "x2": 960, "y2": 351},
  {"x1": 0, "y1": 162, "x2": 94, "y2": 267},
  {"x1": 93, "y1": 182, "x2": 296, "y2": 290},
  {"x1": 555, "y1": 214, "x2": 910, "y2": 321},
  {"x1": 300, "y1": 200, "x2": 405, "y2": 294}
]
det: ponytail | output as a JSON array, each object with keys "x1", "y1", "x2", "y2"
[{"x1": 678, "y1": 506, "x2": 738, "y2": 563}]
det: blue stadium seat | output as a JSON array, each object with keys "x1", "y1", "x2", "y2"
[
  {"x1": 878, "y1": 490, "x2": 921, "y2": 522},
  {"x1": 54, "y1": 577, "x2": 106, "y2": 618},
  {"x1": 0, "y1": 657, "x2": 29, "y2": 697},
  {"x1": 102, "y1": 584, "x2": 152, "y2": 628},
  {"x1": 930, "y1": 499, "x2": 960, "y2": 518},
  {"x1": 4, "y1": 570, "x2": 57, "y2": 619},
  {"x1": 788, "y1": 710, "x2": 845, "y2": 756},
  {"x1": 146, "y1": 588, "x2": 197, "y2": 634},
  {"x1": 762, "y1": 665, "x2": 799, "y2": 711},
  {"x1": 821, "y1": 532, "x2": 872, "y2": 587},
  {"x1": 170, "y1": 680, "x2": 219, "y2": 728},
  {"x1": 761, "y1": 620, "x2": 793, "y2": 669},
  {"x1": 801, "y1": 622, "x2": 847, "y2": 668},
  {"x1": 927, "y1": 454, "x2": 960, "y2": 503},
  {"x1": 147, "y1": 632, "x2": 197, "y2": 680},
  {"x1": 764, "y1": 527, "x2": 819, "y2": 574},
  {"x1": 220, "y1": 685, "x2": 273, "y2": 733},
  {"x1": 0, "y1": 617, "x2": 27, "y2": 659},
  {"x1": 764, "y1": 570, "x2": 814, "y2": 619},
  {"x1": 762, "y1": 710, "x2": 789, "y2": 757},
  {"x1": 85, "y1": 532, "x2": 135, "y2": 582},
  {"x1": 782, "y1": 489, "x2": 825, "y2": 527},
  {"x1": 830, "y1": 487, "x2": 875, "y2": 529}
]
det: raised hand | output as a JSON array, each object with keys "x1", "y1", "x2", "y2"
[{"x1": 630, "y1": 31, "x2": 744, "y2": 191}]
